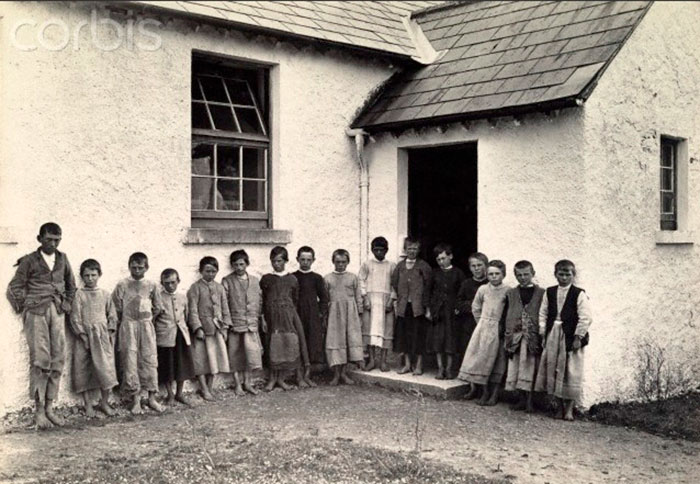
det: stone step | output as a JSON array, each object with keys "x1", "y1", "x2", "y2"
[{"x1": 348, "y1": 368, "x2": 470, "y2": 400}]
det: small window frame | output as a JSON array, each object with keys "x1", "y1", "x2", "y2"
[{"x1": 659, "y1": 136, "x2": 678, "y2": 231}]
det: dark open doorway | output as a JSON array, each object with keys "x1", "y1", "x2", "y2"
[{"x1": 408, "y1": 143, "x2": 478, "y2": 271}]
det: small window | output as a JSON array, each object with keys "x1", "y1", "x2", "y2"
[
  {"x1": 191, "y1": 55, "x2": 269, "y2": 228},
  {"x1": 660, "y1": 137, "x2": 678, "y2": 231}
]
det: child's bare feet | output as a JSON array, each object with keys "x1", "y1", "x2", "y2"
[
  {"x1": 199, "y1": 389, "x2": 216, "y2": 401},
  {"x1": 564, "y1": 400, "x2": 575, "y2": 421},
  {"x1": 129, "y1": 397, "x2": 144, "y2": 415},
  {"x1": 380, "y1": 359, "x2": 389, "y2": 372},
  {"x1": 340, "y1": 373, "x2": 355, "y2": 385},
  {"x1": 233, "y1": 385, "x2": 246, "y2": 397},
  {"x1": 412, "y1": 367, "x2": 423, "y2": 376},
  {"x1": 175, "y1": 394, "x2": 191, "y2": 406},
  {"x1": 98, "y1": 400, "x2": 116, "y2": 416},
  {"x1": 298, "y1": 379, "x2": 310, "y2": 389},
  {"x1": 147, "y1": 395, "x2": 165, "y2": 413},
  {"x1": 304, "y1": 376, "x2": 317, "y2": 388},
  {"x1": 397, "y1": 364, "x2": 411, "y2": 374},
  {"x1": 435, "y1": 368, "x2": 446, "y2": 380},
  {"x1": 243, "y1": 384, "x2": 259, "y2": 395},
  {"x1": 264, "y1": 379, "x2": 276, "y2": 392},
  {"x1": 278, "y1": 379, "x2": 293, "y2": 391},
  {"x1": 165, "y1": 395, "x2": 176, "y2": 406},
  {"x1": 45, "y1": 406, "x2": 65, "y2": 426},
  {"x1": 329, "y1": 375, "x2": 340, "y2": 386},
  {"x1": 463, "y1": 384, "x2": 479, "y2": 400},
  {"x1": 35, "y1": 408, "x2": 53, "y2": 430},
  {"x1": 84, "y1": 403, "x2": 97, "y2": 418}
]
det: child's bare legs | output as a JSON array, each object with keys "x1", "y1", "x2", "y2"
[
  {"x1": 129, "y1": 393, "x2": 143, "y2": 414},
  {"x1": 302, "y1": 366, "x2": 317, "y2": 387},
  {"x1": 445, "y1": 355, "x2": 454, "y2": 379},
  {"x1": 232, "y1": 372, "x2": 246, "y2": 396},
  {"x1": 296, "y1": 368, "x2": 309, "y2": 388},
  {"x1": 329, "y1": 365, "x2": 341, "y2": 386},
  {"x1": 277, "y1": 371, "x2": 293, "y2": 391},
  {"x1": 480, "y1": 383, "x2": 499, "y2": 406},
  {"x1": 397, "y1": 354, "x2": 411, "y2": 374},
  {"x1": 206, "y1": 374, "x2": 216, "y2": 396},
  {"x1": 365, "y1": 347, "x2": 376, "y2": 371},
  {"x1": 98, "y1": 388, "x2": 116, "y2": 416},
  {"x1": 436, "y1": 353, "x2": 446, "y2": 379},
  {"x1": 164, "y1": 381, "x2": 176, "y2": 406},
  {"x1": 379, "y1": 348, "x2": 389, "y2": 372},
  {"x1": 412, "y1": 355, "x2": 423, "y2": 376},
  {"x1": 465, "y1": 383, "x2": 482, "y2": 402},
  {"x1": 243, "y1": 371, "x2": 259, "y2": 395},
  {"x1": 35, "y1": 397, "x2": 53, "y2": 430},
  {"x1": 147, "y1": 391, "x2": 164, "y2": 412},
  {"x1": 264, "y1": 370, "x2": 277, "y2": 392},
  {"x1": 175, "y1": 381, "x2": 190, "y2": 405},
  {"x1": 340, "y1": 364, "x2": 355, "y2": 385},
  {"x1": 563, "y1": 399, "x2": 575, "y2": 421},
  {"x1": 82, "y1": 392, "x2": 96, "y2": 418},
  {"x1": 198, "y1": 375, "x2": 215, "y2": 400}
]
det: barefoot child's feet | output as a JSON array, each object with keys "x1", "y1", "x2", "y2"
[
  {"x1": 98, "y1": 400, "x2": 116, "y2": 416},
  {"x1": 243, "y1": 384, "x2": 259, "y2": 395},
  {"x1": 45, "y1": 406, "x2": 65, "y2": 426},
  {"x1": 129, "y1": 397, "x2": 144, "y2": 415},
  {"x1": 233, "y1": 385, "x2": 246, "y2": 397},
  {"x1": 85, "y1": 402, "x2": 97, "y2": 418},
  {"x1": 147, "y1": 395, "x2": 165, "y2": 413},
  {"x1": 340, "y1": 373, "x2": 355, "y2": 385},
  {"x1": 175, "y1": 394, "x2": 191, "y2": 406},
  {"x1": 278, "y1": 379, "x2": 293, "y2": 391},
  {"x1": 35, "y1": 407, "x2": 53, "y2": 430}
]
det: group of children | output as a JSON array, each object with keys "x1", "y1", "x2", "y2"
[{"x1": 7, "y1": 223, "x2": 591, "y2": 430}]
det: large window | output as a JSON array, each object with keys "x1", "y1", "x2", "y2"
[
  {"x1": 660, "y1": 137, "x2": 678, "y2": 231},
  {"x1": 191, "y1": 56, "x2": 269, "y2": 228}
]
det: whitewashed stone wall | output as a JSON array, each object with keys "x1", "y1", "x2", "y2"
[{"x1": 0, "y1": 2, "x2": 394, "y2": 413}]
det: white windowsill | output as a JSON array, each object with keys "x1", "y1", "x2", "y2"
[
  {"x1": 655, "y1": 230, "x2": 694, "y2": 245},
  {"x1": 184, "y1": 228, "x2": 292, "y2": 245}
]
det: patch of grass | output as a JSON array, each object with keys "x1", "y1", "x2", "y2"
[
  {"x1": 587, "y1": 391, "x2": 700, "y2": 441},
  {"x1": 46, "y1": 437, "x2": 506, "y2": 484}
]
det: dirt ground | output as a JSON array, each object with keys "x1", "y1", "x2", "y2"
[{"x1": 1, "y1": 383, "x2": 698, "y2": 483}]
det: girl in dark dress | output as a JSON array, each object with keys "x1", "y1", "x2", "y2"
[
  {"x1": 260, "y1": 246, "x2": 311, "y2": 391},
  {"x1": 293, "y1": 246, "x2": 328, "y2": 385}
]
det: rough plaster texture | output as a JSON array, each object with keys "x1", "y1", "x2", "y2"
[
  {"x1": 0, "y1": 2, "x2": 394, "y2": 413},
  {"x1": 579, "y1": 1, "x2": 700, "y2": 403},
  {"x1": 363, "y1": 3, "x2": 700, "y2": 407}
]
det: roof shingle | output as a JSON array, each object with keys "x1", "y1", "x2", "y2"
[{"x1": 354, "y1": 0, "x2": 652, "y2": 129}]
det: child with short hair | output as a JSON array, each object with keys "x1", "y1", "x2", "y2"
[
  {"x1": 325, "y1": 249, "x2": 364, "y2": 385},
  {"x1": 427, "y1": 244, "x2": 466, "y2": 380},
  {"x1": 455, "y1": 252, "x2": 489, "y2": 371},
  {"x1": 260, "y1": 246, "x2": 311, "y2": 391},
  {"x1": 222, "y1": 250, "x2": 264, "y2": 396},
  {"x1": 69, "y1": 259, "x2": 118, "y2": 417},
  {"x1": 293, "y1": 246, "x2": 328, "y2": 384},
  {"x1": 391, "y1": 237, "x2": 432, "y2": 375},
  {"x1": 458, "y1": 260, "x2": 509, "y2": 406},
  {"x1": 187, "y1": 256, "x2": 232, "y2": 400},
  {"x1": 7, "y1": 222, "x2": 76, "y2": 429},
  {"x1": 359, "y1": 237, "x2": 396, "y2": 372},
  {"x1": 503, "y1": 260, "x2": 545, "y2": 412},
  {"x1": 112, "y1": 252, "x2": 165, "y2": 414},
  {"x1": 156, "y1": 268, "x2": 195, "y2": 406},
  {"x1": 535, "y1": 260, "x2": 592, "y2": 421}
]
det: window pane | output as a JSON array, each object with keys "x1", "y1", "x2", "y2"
[
  {"x1": 661, "y1": 141, "x2": 674, "y2": 167},
  {"x1": 242, "y1": 148, "x2": 265, "y2": 178},
  {"x1": 235, "y1": 107, "x2": 263, "y2": 134},
  {"x1": 243, "y1": 180, "x2": 265, "y2": 211},
  {"x1": 192, "y1": 79, "x2": 204, "y2": 100},
  {"x1": 216, "y1": 179, "x2": 240, "y2": 211},
  {"x1": 199, "y1": 76, "x2": 228, "y2": 102},
  {"x1": 217, "y1": 145, "x2": 240, "y2": 178},
  {"x1": 660, "y1": 167, "x2": 673, "y2": 191},
  {"x1": 192, "y1": 102, "x2": 211, "y2": 130},
  {"x1": 191, "y1": 177, "x2": 215, "y2": 210},
  {"x1": 209, "y1": 104, "x2": 237, "y2": 131},
  {"x1": 661, "y1": 191, "x2": 675, "y2": 214},
  {"x1": 225, "y1": 79, "x2": 254, "y2": 105},
  {"x1": 192, "y1": 143, "x2": 215, "y2": 175}
]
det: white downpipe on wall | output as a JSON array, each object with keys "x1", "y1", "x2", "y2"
[{"x1": 346, "y1": 128, "x2": 369, "y2": 264}]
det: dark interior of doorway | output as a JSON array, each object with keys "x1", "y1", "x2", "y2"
[{"x1": 408, "y1": 143, "x2": 477, "y2": 273}]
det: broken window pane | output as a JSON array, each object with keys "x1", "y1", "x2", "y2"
[
  {"x1": 192, "y1": 143, "x2": 215, "y2": 175},
  {"x1": 191, "y1": 178, "x2": 215, "y2": 210}
]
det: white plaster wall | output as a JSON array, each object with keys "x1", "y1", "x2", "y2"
[
  {"x1": 580, "y1": 1, "x2": 700, "y2": 403},
  {"x1": 0, "y1": 2, "x2": 394, "y2": 413}
]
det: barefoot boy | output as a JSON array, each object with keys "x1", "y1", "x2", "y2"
[
  {"x1": 112, "y1": 252, "x2": 165, "y2": 414},
  {"x1": 7, "y1": 222, "x2": 76, "y2": 429}
]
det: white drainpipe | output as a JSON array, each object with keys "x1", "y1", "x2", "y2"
[{"x1": 346, "y1": 127, "x2": 369, "y2": 264}]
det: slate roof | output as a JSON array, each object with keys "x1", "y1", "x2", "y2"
[
  {"x1": 130, "y1": 1, "x2": 444, "y2": 57},
  {"x1": 353, "y1": 1, "x2": 652, "y2": 130}
]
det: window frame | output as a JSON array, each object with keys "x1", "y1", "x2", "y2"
[
  {"x1": 659, "y1": 136, "x2": 678, "y2": 231},
  {"x1": 191, "y1": 56, "x2": 270, "y2": 228}
]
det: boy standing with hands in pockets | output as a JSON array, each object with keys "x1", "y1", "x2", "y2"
[{"x1": 7, "y1": 222, "x2": 76, "y2": 430}]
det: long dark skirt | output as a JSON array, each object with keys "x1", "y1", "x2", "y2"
[
  {"x1": 393, "y1": 306, "x2": 427, "y2": 357},
  {"x1": 157, "y1": 331, "x2": 195, "y2": 384},
  {"x1": 426, "y1": 306, "x2": 457, "y2": 354}
]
